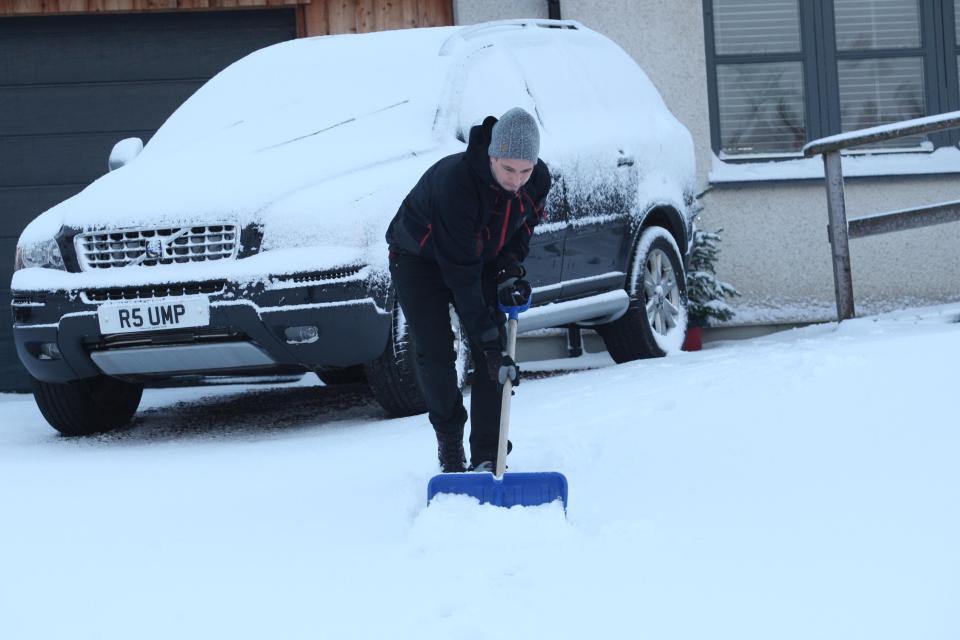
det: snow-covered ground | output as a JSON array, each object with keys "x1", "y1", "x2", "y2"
[{"x1": 1, "y1": 304, "x2": 958, "y2": 640}]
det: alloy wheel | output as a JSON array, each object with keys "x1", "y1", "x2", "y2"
[{"x1": 642, "y1": 247, "x2": 682, "y2": 336}]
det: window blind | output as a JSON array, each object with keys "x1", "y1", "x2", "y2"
[
  {"x1": 834, "y1": 0, "x2": 921, "y2": 51},
  {"x1": 717, "y1": 61, "x2": 806, "y2": 154},
  {"x1": 838, "y1": 57, "x2": 925, "y2": 147},
  {"x1": 713, "y1": 0, "x2": 801, "y2": 55}
]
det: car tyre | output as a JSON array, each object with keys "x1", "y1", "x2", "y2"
[
  {"x1": 30, "y1": 375, "x2": 144, "y2": 436},
  {"x1": 597, "y1": 226, "x2": 688, "y2": 363},
  {"x1": 365, "y1": 297, "x2": 468, "y2": 417}
]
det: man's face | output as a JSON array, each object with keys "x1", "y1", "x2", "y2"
[{"x1": 490, "y1": 157, "x2": 535, "y2": 193}]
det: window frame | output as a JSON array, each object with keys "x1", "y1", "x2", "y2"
[
  {"x1": 944, "y1": 0, "x2": 960, "y2": 144},
  {"x1": 703, "y1": 0, "x2": 960, "y2": 160}
]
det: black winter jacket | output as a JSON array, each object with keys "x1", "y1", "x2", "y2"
[{"x1": 385, "y1": 115, "x2": 552, "y2": 347}]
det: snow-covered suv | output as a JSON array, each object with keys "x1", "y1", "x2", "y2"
[{"x1": 11, "y1": 19, "x2": 697, "y2": 436}]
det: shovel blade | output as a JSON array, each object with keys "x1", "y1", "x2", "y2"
[{"x1": 428, "y1": 471, "x2": 568, "y2": 511}]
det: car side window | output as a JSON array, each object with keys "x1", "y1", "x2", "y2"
[
  {"x1": 511, "y1": 38, "x2": 639, "y2": 221},
  {"x1": 455, "y1": 46, "x2": 536, "y2": 143}
]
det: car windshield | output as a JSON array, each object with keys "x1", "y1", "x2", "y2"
[{"x1": 144, "y1": 28, "x2": 454, "y2": 158}]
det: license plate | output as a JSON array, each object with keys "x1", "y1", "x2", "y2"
[{"x1": 97, "y1": 296, "x2": 210, "y2": 335}]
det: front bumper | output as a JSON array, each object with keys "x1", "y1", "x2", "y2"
[{"x1": 12, "y1": 267, "x2": 392, "y2": 384}]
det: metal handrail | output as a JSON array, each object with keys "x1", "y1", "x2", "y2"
[
  {"x1": 802, "y1": 110, "x2": 960, "y2": 321},
  {"x1": 803, "y1": 112, "x2": 960, "y2": 156}
]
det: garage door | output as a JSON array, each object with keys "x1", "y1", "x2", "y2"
[{"x1": 0, "y1": 9, "x2": 296, "y2": 391}]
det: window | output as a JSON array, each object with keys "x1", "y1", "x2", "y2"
[
  {"x1": 711, "y1": 0, "x2": 806, "y2": 156},
  {"x1": 704, "y1": 0, "x2": 960, "y2": 158}
]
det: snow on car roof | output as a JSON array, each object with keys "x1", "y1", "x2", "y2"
[
  {"x1": 21, "y1": 24, "x2": 596, "y2": 239},
  {"x1": 145, "y1": 27, "x2": 458, "y2": 157},
  {"x1": 15, "y1": 20, "x2": 694, "y2": 290},
  {"x1": 21, "y1": 28, "x2": 459, "y2": 246}
]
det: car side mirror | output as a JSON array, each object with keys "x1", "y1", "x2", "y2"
[{"x1": 108, "y1": 137, "x2": 144, "y2": 172}]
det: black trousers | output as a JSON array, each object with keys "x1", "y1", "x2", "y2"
[{"x1": 389, "y1": 253, "x2": 505, "y2": 465}]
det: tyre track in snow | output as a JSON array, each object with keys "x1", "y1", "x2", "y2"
[
  {"x1": 79, "y1": 368, "x2": 583, "y2": 445},
  {"x1": 92, "y1": 381, "x2": 385, "y2": 444}
]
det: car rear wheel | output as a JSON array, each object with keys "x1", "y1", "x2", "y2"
[
  {"x1": 597, "y1": 226, "x2": 688, "y2": 362},
  {"x1": 364, "y1": 297, "x2": 469, "y2": 417},
  {"x1": 30, "y1": 374, "x2": 144, "y2": 436}
]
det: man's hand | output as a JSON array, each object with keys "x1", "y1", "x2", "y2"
[
  {"x1": 495, "y1": 255, "x2": 525, "y2": 282},
  {"x1": 495, "y1": 259, "x2": 532, "y2": 308},
  {"x1": 497, "y1": 278, "x2": 532, "y2": 307},
  {"x1": 498, "y1": 353, "x2": 520, "y2": 385},
  {"x1": 483, "y1": 349, "x2": 520, "y2": 386},
  {"x1": 495, "y1": 256, "x2": 531, "y2": 307}
]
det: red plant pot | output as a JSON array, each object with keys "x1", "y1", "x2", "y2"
[{"x1": 682, "y1": 326, "x2": 703, "y2": 352}]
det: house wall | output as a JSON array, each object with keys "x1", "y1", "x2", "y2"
[
  {"x1": 453, "y1": 0, "x2": 546, "y2": 24},
  {"x1": 2, "y1": 1, "x2": 453, "y2": 38},
  {"x1": 314, "y1": 0, "x2": 452, "y2": 36},
  {"x1": 0, "y1": 1, "x2": 307, "y2": 15},
  {"x1": 454, "y1": 0, "x2": 960, "y2": 323}
]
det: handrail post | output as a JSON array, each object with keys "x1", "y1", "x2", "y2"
[{"x1": 822, "y1": 151, "x2": 855, "y2": 321}]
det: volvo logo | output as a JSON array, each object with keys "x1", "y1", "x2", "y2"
[{"x1": 145, "y1": 238, "x2": 164, "y2": 260}]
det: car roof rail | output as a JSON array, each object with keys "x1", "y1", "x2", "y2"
[{"x1": 439, "y1": 19, "x2": 584, "y2": 56}]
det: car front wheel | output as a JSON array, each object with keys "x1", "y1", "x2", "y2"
[
  {"x1": 364, "y1": 296, "x2": 469, "y2": 417},
  {"x1": 30, "y1": 374, "x2": 144, "y2": 436},
  {"x1": 597, "y1": 226, "x2": 688, "y2": 362}
]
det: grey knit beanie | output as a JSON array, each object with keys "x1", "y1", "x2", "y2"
[{"x1": 488, "y1": 107, "x2": 540, "y2": 163}]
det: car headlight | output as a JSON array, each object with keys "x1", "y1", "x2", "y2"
[{"x1": 14, "y1": 239, "x2": 66, "y2": 271}]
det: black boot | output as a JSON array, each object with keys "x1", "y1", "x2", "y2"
[
  {"x1": 436, "y1": 430, "x2": 466, "y2": 473},
  {"x1": 469, "y1": 440, "x2": 512, "y2": 472}
]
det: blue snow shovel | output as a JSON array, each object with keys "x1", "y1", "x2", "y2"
[{"x1": 427, "y1": 297, "x2": 569, "y2": 512}]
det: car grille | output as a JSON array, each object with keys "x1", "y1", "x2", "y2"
[
  {"x1": 94, "y1": 328, "x2": 242, "y2": 349},
  {"x1": 74, "y1": 225, "x2": 238, "y2": 270},
  {"x1": 82, "y1": 281, "x2": 226, "y2": 303},
  {"x1": 287, "y1": 266, "x2": 365, "y2": 284},
  {"x1": 12, "y1": 293, "x2": 46, "y2": 307}
]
